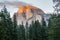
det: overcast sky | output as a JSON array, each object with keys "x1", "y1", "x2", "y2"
[{"x1": 0, "y1": 0, "x2": 54, "y2": 17}]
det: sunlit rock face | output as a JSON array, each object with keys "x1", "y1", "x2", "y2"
[{"x1": 13, "y1": 4, "x2": 44, "y2": 25}]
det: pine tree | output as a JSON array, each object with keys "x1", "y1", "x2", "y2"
[
  {"x1": 48, "y1": 14, "x2": 60, "y2": 40},
  {"x1": 0, "y1": 12, "x2": 5, "y2": 40},
  {"x1": 0, "y1": 5, "x2": 15, "y2": 40},
  {"x1": 41, "y1": 18, "x2": 48, "y2": 40},
  {"x1": 29, "y1": 20, "x2": 42, "y2": 40},
  {"x1": 18, "y1": 24, "x2": 25, "y2": 40},
  {"x1": 13, "y1": 14, "x2": 17, "y2": 40}
]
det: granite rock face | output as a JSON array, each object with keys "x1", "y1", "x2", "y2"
[{"x1": 13, "y1": 4, "x2": 44, "y2": 25}]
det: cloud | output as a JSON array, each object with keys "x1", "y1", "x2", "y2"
[{"x1": 0, "y1": 1, "x2": 27, "y2": 7}]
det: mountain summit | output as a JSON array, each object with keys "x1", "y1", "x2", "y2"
[
  {"x1": 17, "y1": 4, "x2": 44, "y2": 14},
  {"x1": 13, "y1": 4, "x2": 44, "y2": 25}
]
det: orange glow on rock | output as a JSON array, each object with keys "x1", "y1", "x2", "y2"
[
  {"x1": 17, "y1": 4, "x2": 39, "y2": 14},
  {"x1": 17, "y1": 6, "x2": 26, "y2": 13}
]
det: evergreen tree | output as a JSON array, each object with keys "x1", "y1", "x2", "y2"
[
  {"x1": 0, "y1": 12, "x2": 5, "y2": 40},
  {"x1": 18, "y1": 24, "x2": 25, "y2": 40},
  {"x1": 13, "y1": 14, "x2": 17, "y2": 40},
  {"x1": 0, "y1": 6, "x2": 13, "y2": 40},
  {"x1": 48, "y1": 14, "x2": 60, "y2": 40},
  {"x1": 29, "y1": 20, "x2": 42, "y2": 40},
  {"x1": 41, "y1": 18, "x2": 48, "y2": 40}
]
